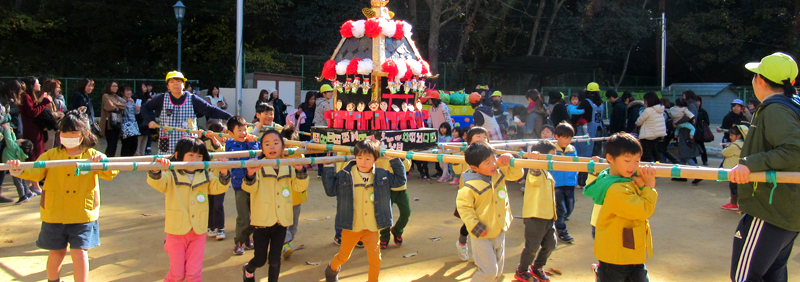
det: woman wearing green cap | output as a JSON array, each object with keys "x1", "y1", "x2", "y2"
[{"x1": 729, "y1": 52, "x2": 800, "y2": 282}]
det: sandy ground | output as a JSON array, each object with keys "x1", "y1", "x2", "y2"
[{"x1": 1, "y1": 155, "x2": 798, "y2": 282}]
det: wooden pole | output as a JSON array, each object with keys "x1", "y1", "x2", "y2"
[
  {"x1": 70, "y1": 155, "x2": 354, "y2": 172},
  {"x1": 156, "y1": 124, "x2": 311, "y2": 137}
]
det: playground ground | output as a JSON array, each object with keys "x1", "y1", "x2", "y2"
[{"x1": 1, "y1": 154, "x2": 798, "y2": 282}]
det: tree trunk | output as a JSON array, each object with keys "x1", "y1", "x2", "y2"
[
  {"x1": 454, "y1": 0, "x2": 480, "y2": 66},
  {"x1": 428, "y1": 3, "x2": 442, "y2": 75},
  {"x1": 527, "y1": 0, "x2": 547, "y2": 56},
  {"x1": 537, "y1": 0, "x2": 566, "y2": 56},
  {"x1": 615, "y1": 45, "x2": 633, "y2": 88},
  {"x1": 410, "y1": 0, "x2": 418, "y2": 25}
]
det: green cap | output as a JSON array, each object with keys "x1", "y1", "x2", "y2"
[
  {"x1": 745, "y1": 52, "x2": 798, "y2": 85},
  {"x1": 491, "y1": 91, "x2": 502, "y2": 97},
  {"x1": 587, "y1": 82, "x2": 600, "y2": 92}
]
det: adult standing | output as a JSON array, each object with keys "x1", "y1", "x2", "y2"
[
  {"x1": 694, "y1": 96, "x2": 711, "y2": 166},
  {"x1": 0, "y1": 80, "x2": 33, "y2": 202},
  {"x1": 625, "y1": 93, "x2": 645, "y2": 133},
  {"x1": 204, "y1": 86, "x2": 228, "y2": 125},
  {"x1": 634, "y1": 92, "x2": 667, "y2": 162},
  {"x1": 313, "y1": 84, "x2": 334, "y2": 127},
  {"x1": 297, "y1": 91, "x2": 316, "y2": 142},
  {"x1": 69, "y1": 78, "x2": 97, "y2": 133},
  {"x1": 525, "y1": 89, "x2": 548, "y2": 139},
  {"x1": 41, "y1": 79, "x2": 66, "y2": 149},
  {"x1": 548, "y1": 91, "x2": 569, "y2": 126},
  {"x1": 718, "y1": 99, "x2": 749, "y2": 143},
  {"x1": 254, "y1": 89, "x2": 270, "y2": 122},
  {"x1": 267, "y1": 89, "x2": 289, "y2": 126},
  {"x1": 606, "y1": 89, "x2": 627, "y2": 134},
  {"x1": 729, "y1": 52, "x2": 800, "y2": 282},
  {"x1": 469, "y1": 92, "x2": 502, "y2": 140},
  {"x1": 573, "y1": 82, "x2": 604, "y2": 158},
  {"x1": 100, "y1": 81, "x2": 127, "y2": 157},
  {"x1": 19, "y1": 77, "x2": 50, "y2": 162},
  {"x1": 142, "y1": 71, "x2": 233, "y2": 155},
  {"x1": 134, "y1": 82, "x2": 153, "y2": 156},
  {"x1": 119, "y1": 85, "x2": 141, "y2": 157},
  {"x1": 422, "y1": 89, "x2": 453, "y2": 131}
]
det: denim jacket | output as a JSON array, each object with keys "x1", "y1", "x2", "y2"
[{"x1": 323, "y1": 159, "x2": 407, "y2": 231}]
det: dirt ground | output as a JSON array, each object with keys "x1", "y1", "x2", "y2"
[{"x1": 1, "y1": 156, "x2": 798, "y2": 282}]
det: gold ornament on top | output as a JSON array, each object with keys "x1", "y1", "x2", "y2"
[{"x1": 371, "y1": 0, "x2": 389, "y2": 7}]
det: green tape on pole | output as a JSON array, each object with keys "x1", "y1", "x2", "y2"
[
  {"x1": 326, "y1": 144, "x2": 333, "y2": 152},
  {"x1": 718, "y1": 170, "x2": 728, "y2": 182},
  {"x1": 100, "y1": 158, "x2": 109, "y2": 162},
  {"x1": 510, "y1": 158, "x2": 516, "y2": 168},
  {"x1": 380, "y1": 149, "x2": 386, "y2": 156},
  {"x1": 350, "y1": 147, "x2": 355, "y2": 153},
  {"x1": 309, "y1": 157, "x2": 315, "y2": 166},
  {"x1": 671, "y1": 165, "x2": 681, "y2": 178},
  {"x1": 573, "y1": 156, "x2": 579, "y2": 162},
  {"x1": 598, "y1": 158, "x2": 604, "y2": 163},
  {"x1": 75, "y1": 163, "x2": 91, "y2": 176},
  {"x1": 548, "y1": 160, "x2": 554, "y2": 171},
  {"x1": 766, "y1": 171, "x2": 778, "y2": 204},
  {"x1": 204, "y1": 161, "x2": 209, "y2": 171},
  {"x1": 168, "y1": 163, "x2": 174, "y2": 171},
  {"x1": 275, "y1": 159, "x2": 280, "y2": 167},
  {"x1": 153, "y1": 155, "x2": 161, "y2": 162},
  {"x1": 587, "y1": 160, "x2": 595, "y2": 174},
  {"x1": 460, "y1": 145, "x2": 466, "y2": 151},
  {"x1": 133, "y1": 163, "x2": 138, "y2": 171},
  {"x1": 546, "y1": 155, "x2": 553, "y2": 161},
  {"x1": 218, "y1": 132, "x2": 224, "y2": 137},
  {"x1": 240, "y1": 160, "x2": 246, "y2": 168},
  {"x1": 33, "y1": 161, "x2": 46, "y2": 169},
  {"x1": 288, "y1": 148, "x2": 296, "y2": 155},
  {"x1": 250, "y1": 150, "x2": 257, "y2": 158},
  {"x1": 102, "y1": 163, "x2": 108, "y2": 171},
  {"x1": 406, "y1": 151, "x2": 414, "y2": 160},
  {"x1": 437, "y1": 154, "x2": 444, "y2": 163}
]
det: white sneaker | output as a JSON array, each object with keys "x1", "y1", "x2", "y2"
[
  {"x1": 216, "y1": 229, "x2": 226, "y2": 240},
  {"x1": 456, "y1": 240, "x2": 469, "y2": 261},
  {"x1": 207, "y1": 228, "x2": 218, "y2": 237}
]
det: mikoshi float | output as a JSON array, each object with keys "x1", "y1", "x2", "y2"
[{"x1": 313, "y1": 0, "x2": 437, "y2": 151}]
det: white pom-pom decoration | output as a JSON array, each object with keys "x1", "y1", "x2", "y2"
[
  {"x1": 357, "y1": 59, "x2": 374, "y2": 75},
  {"x1": 402, "y1": 21, "x2": 413, "y2": 38},
  {"x1": 379, "y1": 19, "x2": 396, "y2": 38},
  {"x1": 407, "y1": 59, "x2": 422, "y2": 76},
  {"x1": 352, "y1": 20, "x2": 366, "y2": 38},
  {"x1": 336, "y1": 60, "x2": 350, "y2": 76},
  {"x1": 395, "y1": 59, "x2": 407, "y2": 82}
]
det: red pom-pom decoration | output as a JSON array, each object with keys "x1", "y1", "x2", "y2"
[
  {"x1": 420, "y1": 60, "x2": 431, "y2": 76},
  {"x1": 346, "y1": 58, "x2": 361, "y2": 75},
  {"x1": 381, "y1": 60, "x2": 399, "y2": 81},
  {"x1": 394, "y1": 21, "x2": 405, "y2": 40},
  {"x1": 340, "y1": 20, "x2": 354, "y2": 38},
  {"x1": 402, "y1": 62, "x2": 414, "y2": 81},
  {"x1": 322, "y1": 60, "x2": 337, "y2": 81},
  {"x1": 365, "y1": 18, "x2": 382, "y2": 38}
]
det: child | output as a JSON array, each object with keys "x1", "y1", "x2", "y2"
[
  {"x1": 147, "y1": 137, "x2": 231, "y2": 282},
  {"x1": 2, "y1": 123, "x2": 35, "y2": 204},
  {"x1": 377, "y1": 155, "x2": 413, "y2": 249},
  {"x1": 540, "y1": 124, "x2": 555, "y2": 139},
  {"x1": 582, "y1": 133, "x2": 657, "y2": 281},
  {"x1": 204, "y1": 122, "x2": 228, "y2": 240},
  {"x1": 721, "y1": 125, "x2": 747, "y2": 211},
  {"x1": 447, "y1": 126, "x2": 464, "y2": 185},
  {"x1": 252, "y1": 103, "x2": 283, "y2": 139},
  {"x1": 669, "y1": 97, "x2": 696, "y2": 140},
  {"x1": 515, "y1": 141, "x2": 559, "y2": 282},
  {"x1": 281, "y1": 126, "x2": 309, "y2": 259},
  {"x1": 227, "y1": 116, "x2": 260, "y2": 255},
  {"x1": 437, "y1": 122, "x2": 453, "y2": 183},
  {"x1": 322, "y1": 139, "x2": 407, "y2": 282},
  {"x1": 452, "y1": 127, "x2": 490, "y2": 261},
  {"x1": 551, "y1": 122, "x2": 578, "y2": 243},
  {"x1": 457, "y1": 141, "x2": 523, "y2": 281},
  {"x1": 7, "y1": 109, "x2": 118, "y2": 282},
  {"x1": 507, "y1": 126, "x2": 518, "y2": 140},
  {"x1": 567, "y1": 94, "x2": 588, "y2": 135},
  {"x1": 242, "y1": 129, "x2": 309, "y2": 282}
]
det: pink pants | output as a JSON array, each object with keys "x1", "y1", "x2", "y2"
[{"x1": 164, "y1": 230, "x2": 206, "y2": 282}]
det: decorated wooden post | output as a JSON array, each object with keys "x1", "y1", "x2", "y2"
[{"x1": 313, "y1": 0, "x2": 438, "y2": 151}]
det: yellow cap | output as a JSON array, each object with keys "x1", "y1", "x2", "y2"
[
  {"x1": 320, "y1": 84, "x2": 333, "y2": 93},
  {"x1": 165, "y1": 71, "x2": 187, "y2": 83},
  {"x1": 737, "y1": 124, "x2": 749, "y2": 140},
  {"x1": 746, "y1": 52, "x2": 798, "y2": 85},
  {"x1": 587, "y1": 82, "x2": 600, "y2": 92},
  {"x1": 491, "y1": 91, "x2": 502, "y2": 97}
]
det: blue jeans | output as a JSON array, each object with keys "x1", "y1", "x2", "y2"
[
  {"x1": 555, "y1": 186, "x2": 575, "y2": 233},
  {"x1": 680, "y1": 158, "x2": 697, "y2": 166}
]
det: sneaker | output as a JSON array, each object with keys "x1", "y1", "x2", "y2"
[
  {"x1": 14, "y1": 195, "x2": 29, "y2": 205},
  {"x1": 282, "y1": 243, "x2": 293, "y2": 259},
  {"x1": 208, "y1": 228, "x2": 218, "y2": 238},
  {"x1": 356, "y1": 241, "x2": 364, "y2": 248},
  {"x1": 431, "y1": 172, "x2": 442, "y2": 179},
  {"x1": 391, "y1": 227, "x2": 403, "y2": 246},
  {"x1": 449, "y1": 177, "x2": 460, "y2": 185},
  {"x1": 333, "y1": 234, "x2": 342, "y2": 245},
  {"x1": 530, "y1": 265, "x2": 549, "y2": 282},
  {"x1": 244, "y1": 238, "x2": 254, "y2": 250},
  {"x1": 514, "y1": 267, "x2": 537, "y2": 282},
  {"x1": 380, "y1": 241, "x2": 389, "y2": 249},
  {"x1": 216, "y1": 229, "x2": 226, "y2": 240},
  {"x1": 243, "y1": 263, "x2": 255, "y2": 282},
  {"x1": 591, "y1": 263, "x2": 599, "y2": 279},
  {"x1": 30, "y1": 189, "x2": 41, "y2": 196},
  {"x1": 558, "y1": 233, "x2": 575, "y2": 243},
  {"x1": 233, "y1": 243, "x2": 245, "y2": 255},
  {"x1": 691, "y1": 179, "x2": 703, "y2": 186},
  {"x1": 456, "y1": 241, "x2": 469, "y2": 261},
  {"x1": 722, "y1": 203, "x2": 739, "y2": 211}
]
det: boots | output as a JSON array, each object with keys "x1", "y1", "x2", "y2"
[{"x1": 325, "y1": 263, "x2": 340, "y2": 282}]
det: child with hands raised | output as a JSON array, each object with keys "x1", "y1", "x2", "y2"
[
  {"x1": 147, "y1": 137, "x2": 231, "y2": 282},
  {"x1": 241, "y1": 129, "x2": 309, "y2": 282},
  {"x1": 7, "y1": 109, "x2": 118, "y2": 282}
]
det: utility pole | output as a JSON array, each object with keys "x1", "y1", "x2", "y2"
[{"x1": 235, "y1": 0, "x2": 243, "y2": 116}]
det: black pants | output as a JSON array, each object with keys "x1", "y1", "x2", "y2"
[
  {"x1": 518, "y1": 218, "x2": 556, "y2": 269},
  {"x1": 659, "y1": 137, "x2": 679, "y2": 164},
  {"x1": 639, "y1": 139, "x2": 663, "y2": 163},
  {"x1": 105, "y1": 127, "x2": 121, "y2": 157},
  {"x1": 247, "y1": 225, "x2": 287, "y2": 281},
  {"x1": 597, "y1": 261, "x2": 649, "y2": 282},
  {"x1": 694, "y1": 140, "x2": 708, "y2": 165},
  {"x1": 120, "y1": 136, "x2": 138, "y2": 157},
  {"x1": 731, "y1": 214, "x2": 798, "y2": 282},
  {"x1": 207, "y1": 193, "x2": 225, "y2": 230},
  {"x1": 414, "y1": 161, "x2": 429, "y2": 178}
]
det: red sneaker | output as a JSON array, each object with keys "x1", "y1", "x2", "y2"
[
  {"x1": 721, "y1": 203, "x2": 739, "y2": 211},
  {"x1": 380, "y1": 241, "x2": 389, "y2": 249}
]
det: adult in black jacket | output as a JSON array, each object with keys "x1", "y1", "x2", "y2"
[
  {"x1": 69, "y1": 78, "x2": 96, "y2": 120},
  {"x1": 626, "y1": 99, "x2": 645, "y2": 133},
  {"x1": 693, "y1": 97, "x2": 711, "y2": 166},
  {"x1": 548, "y1": 91, "x2": 569, "y2": 126},
  {"x1": 717, "y1": 99, "x2": 748, "y2": 143},
  {"x1": 606, "y1": 90, "x2": 628, "y2": 134}
]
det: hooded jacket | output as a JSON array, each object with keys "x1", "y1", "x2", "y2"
[
  {"x1": 609, "y1": 98, "x2": 627, "y2": 134},
  {"x1": 635, "y1": 105, "x2": 667, "y2": 140},
  {"x1": 626, "y1": 100, "x2": 645, "y2": 133},
  {"x1": 738, "y1": 94, "x2": 800, "y2": 232},
  {"x1": 457, "y1": 166, "x2": 524, "y2": 239}
]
